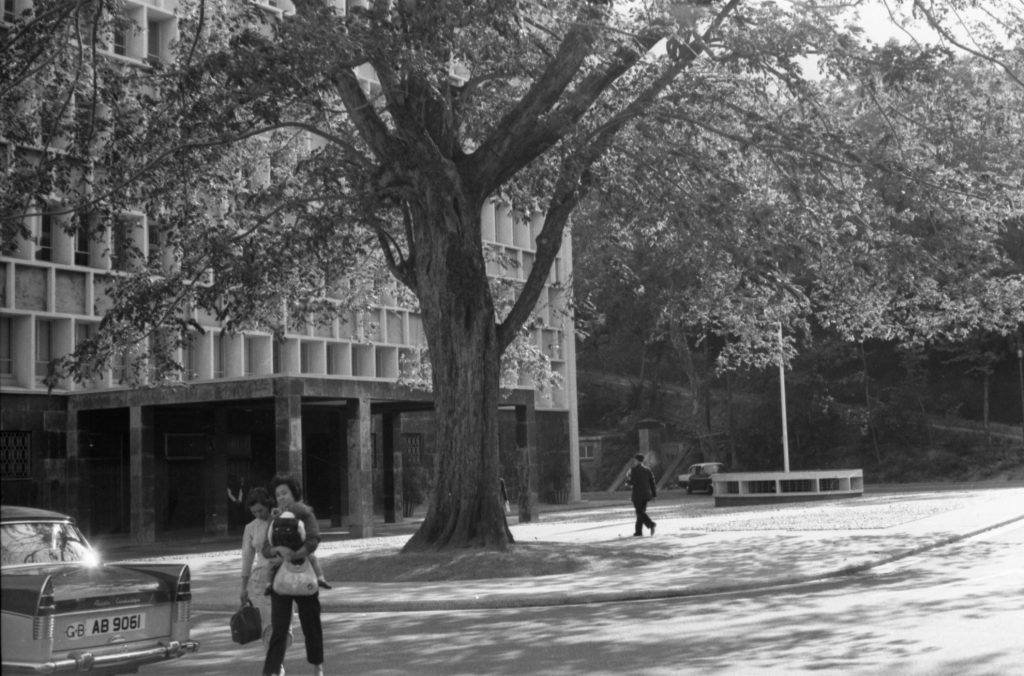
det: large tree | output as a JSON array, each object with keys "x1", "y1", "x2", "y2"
[{"x1": 3, "y1": 0, "x2": 1021, "y2": 550}]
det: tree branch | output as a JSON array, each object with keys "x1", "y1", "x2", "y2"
[
  {"x1": 911, "y1": 0, "x2": 1024, "y2": 90},
  {"x1": 331, "y1": 67, "x2": 395, "y2": 162}
]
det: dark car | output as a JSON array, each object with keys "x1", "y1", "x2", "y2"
[
  {"x1": 678, "y1": 462, "x2": 726, "y2": 494},
  {"x1": 1, "y1": 505, "x2": 199, "y2": 674}
]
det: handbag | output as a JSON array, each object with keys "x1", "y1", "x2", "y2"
[
  {"x1": 272, "y1": 558, "x2": 319, "y2": 596},
  {"x1": 230, "y1": 602, "x2": 262, "y2": 644}
]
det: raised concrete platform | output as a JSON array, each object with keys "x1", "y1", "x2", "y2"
[{"x1": 713, "y1": 469, "x2": 864, "y2": 506}]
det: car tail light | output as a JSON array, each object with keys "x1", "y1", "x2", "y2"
[
  {"x1": 33, "y1": 576, "x2": 55, "y2": 640},
  {"x1": 175, "y1": 565, "x2": 192, "y2": 602},
  {"x1": 174, "y1": 566, "x2": 192, "y2": 622}
]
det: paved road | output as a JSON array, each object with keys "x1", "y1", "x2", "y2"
[
  {"x1": 136, "y1": 485, "x2": 1023, "y2": 675},
  {"x1": 147, "y1": 519, "x2": 1024, "y2": 675}
]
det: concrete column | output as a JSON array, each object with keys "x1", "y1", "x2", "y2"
[
  {"x1": 129, "y1": 406, "x2": 156, "y2": 545},
  {"x1": 382, "y1": 411, "x2": 401, "y2": 523},
  {"x1": 205, "y1": 408, "x2": 229, "y2": 536},
  {"x1": 516, "y1": 402, "x2": 539, "y2": 523},
  {"x1": 274, "y1": 380, "x2": 303, "y2": 483},
  {"x1": 346, "y1": 397, "x2": 373, "y2": 538},
  {"x1": 66, "y1": 408, "x2": 83, "y2": 528},
  {"x1": 330, "y1": 405, "x2": 347, "y2": 528}
]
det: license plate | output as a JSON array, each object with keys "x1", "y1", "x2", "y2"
[{"x1": 64, "y1": 613, "x2": 146, "y2": 640}]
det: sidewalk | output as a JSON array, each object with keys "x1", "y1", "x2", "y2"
[{"x1": 102, "y1": 484, "x2": 1024, "y2": 613}]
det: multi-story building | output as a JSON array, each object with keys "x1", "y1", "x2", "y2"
[{"x1": 0, "y1": 0, "x2": 580, "y2": 543}]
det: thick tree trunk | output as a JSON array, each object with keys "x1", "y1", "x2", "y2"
[{"x1": 401, "y1": 183, "x2": 513, "y2": 551}]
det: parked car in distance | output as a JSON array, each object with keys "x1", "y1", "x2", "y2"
[
  {"x1": 1, "y1": 505, "x2": 198, "y2": 674},
  {"x1": 678, "y1": 462, "x2": 726, "y2": 494}
]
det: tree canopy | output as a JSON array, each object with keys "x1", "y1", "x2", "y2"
[{"x1": 575, "y1": 27, "x2": 1024, "y2": 373}]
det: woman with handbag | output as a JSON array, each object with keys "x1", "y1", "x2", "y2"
[
  {"x1": 261, "y1": 474, "x2": 325, "y2": 676},
  {"x1": 240, "y1": 487, "x2": 287, "y2": 653}
]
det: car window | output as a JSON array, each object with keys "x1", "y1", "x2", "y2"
[{"x1": 1, "y1": 521, "x2": 94, "y2": 565}]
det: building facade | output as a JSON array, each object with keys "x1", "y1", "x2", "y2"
[{"x1": 0, "y1": 0, "x2": 581, "y2": 543}]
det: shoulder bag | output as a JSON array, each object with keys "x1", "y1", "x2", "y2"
[{"x1": 272, "y1": 558, "x2": 318, "y2": 596}]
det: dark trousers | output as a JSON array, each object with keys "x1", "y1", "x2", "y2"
[
  {"x1": 262, "y1": 591, "x2": 323, "y2": 674},
  {"x1": 633, "y1": 498, "x2": 655, "y2": 535}
]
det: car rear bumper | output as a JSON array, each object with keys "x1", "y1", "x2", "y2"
[{"x1": 3, "y1": 639, "x2": 199, "y2": 673}]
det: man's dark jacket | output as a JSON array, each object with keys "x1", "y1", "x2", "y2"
[{"x1": 629, "y1": 464, "x2": 657, "y2": 501}]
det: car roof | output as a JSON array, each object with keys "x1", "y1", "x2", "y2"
[{"x1": 0, "y1": 505, "x2": 73, "y2": 522}]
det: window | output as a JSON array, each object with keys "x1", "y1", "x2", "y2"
[
  {"x1": 183, "y1": 340, "x2": 197, "y2": 380},
  {"x1": 402, "y1": 433, "x2": 422, "y2": 465},
  {"x1": 300, "y1": 341, "x2": 311, "y2": 373},
  {"x1": 0, "y1": 317, "x2": 12, "y2": 375},
  {"x1": 0, "y1": 521, "x2": 94, "y2": 565},
  {"x1": 3, "y1": 0, "x2": 17, "y2": 23},
  {"x1": 326, "y1": 344, "x2": 336, "y2": 374},
  {"x1": 245, "y1": 336, "x2": 257, "y2": 375},
  {"x1": 73, "y1": 93, "x2": 94, "y2": 147},
  {"x1": 147, "y1": 217, "x2": 166, "y2": 265},
  {"x1": 147, "y1": 20, "x2": 161, "y2": 61},
  {"x1": 112, "y1": 216, "x2": 140, "y2": 271},
  {"x1": 111, "y1": 349, "x2": 126, "y2": 383},
  {"x1": 74, "y1": 214, "x2": 90, "y2": 266},
  {"x1": 112, "y1": 26, "x2": 127, "y2": 56},
  {"x1": 74, "y1": 322, "x2": 93, "y2": 345},
  {"x1": 35, "y1": 319, "x2": 54, "y2": 378},
  {"x1": 0, "y1": 431, "x2": 32, "y2": 479},
  {"x1": 213, "y1": 332, "x2": 224, "y2": 378},
  {"x1": 580, "y1": 440, "x2": 599, "y2": 461},
  {"x1": 35, "y1": 214, "x2": 53, "y2": 261},
  {"x1": 73, "y1": 323, "x2": 96, "y2": 376}
]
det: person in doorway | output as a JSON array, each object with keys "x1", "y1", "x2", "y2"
[
  {"x1": 629, "y1": 454, "x2": 657, "y2": 536},
  {"x1": 240, "y1": 487, "x2": 290, "y2": 653},
  {"x1": 261, "y1": 474, "x2": 326, "y2": 676},
  {"x1": 227, "y1": 475, "x2": 247, "y2": 530}
]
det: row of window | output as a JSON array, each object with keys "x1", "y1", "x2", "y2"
[
  {"x1": 0, "y1": 317, "x2": 456, "y2": 382},
  {"x1": 2, "y1": 315, "x2": 572, "y2": 412},
  {"x1": 2, "y1": 0, "x2": 176, "y2": 62},
  {"x1": 10, "y1": 210, "x2": 174, "y2": 272},
  {"x1": 12, "y1": 208, "x2": 570, "y2": 296}
]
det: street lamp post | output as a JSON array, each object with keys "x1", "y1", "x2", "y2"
[{"x1": 778, "y1": 324, "x2": 790, "y2": 473}]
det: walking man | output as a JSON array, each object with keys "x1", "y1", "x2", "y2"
[{"x1": 629, "y1": 454, "x2": 657, "y2": 536}]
